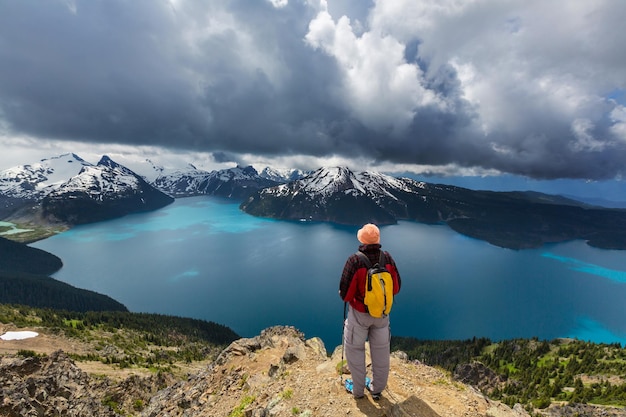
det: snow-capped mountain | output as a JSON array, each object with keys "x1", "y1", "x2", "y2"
[
  {"x1": 241, "y1": 166, "x2": 626, "y2": 249},
  {"x1": 152, "y1": 164, "x2": 211, "y2": 197},
  {"x1": 258, "y1": 167, "x2": 308, "y2": 183},
  {"x1": 0, "y1": 154, "x2": 289, "y2": 224},
  {"x1": 41, "y1": 156, "x2": 174, "y2": 224},
  {"x1": 153, "y1": 165, "x2": 279, "y2": 199},
  {"x1": 0, "y1": 153, "x2": 93, "y2": 200},
  {"x1": 241, "y1": 166, "x2": 421, "y2": 225},
  {"x1": 281, "y1": 166, "x2": 419, "y2": 200},
  {"x1": 0, "y1": 153, "x2": 174, "y2": 226}
]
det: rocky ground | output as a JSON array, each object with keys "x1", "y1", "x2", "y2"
[{"x1": 1, "y1": 324, "x2": 625, "y2": 417}]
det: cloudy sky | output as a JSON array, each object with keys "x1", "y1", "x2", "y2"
[{"x1": 1, "y1": 0, "x2": 625, "y2": 181}]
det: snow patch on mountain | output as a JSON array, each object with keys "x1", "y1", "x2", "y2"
[
  {"x1": 0, "y1": 153, "x2": 92, "y2": 199},
  {"x1": 152, "y1": 165, "x2": 211, "y2": 197},
  {"x1": 259, "y1": 167, "x2": 308, "y2": 183},
  {"x1": 152, "y1": 165, "x2": 280, "y2": 199},
  {"x1": 103, "y1": 156, "x2": 166, "y2": 183}
]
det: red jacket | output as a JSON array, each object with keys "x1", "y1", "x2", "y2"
[{"x1": 339, "y1": 244, "x2": 401, "y2": 314}]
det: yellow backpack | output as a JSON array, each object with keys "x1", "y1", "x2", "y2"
[{"x1": 356, "y1": 251, "x2": 394, "y2": 318}]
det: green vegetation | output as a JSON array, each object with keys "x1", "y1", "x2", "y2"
[
  {"x1": 392, "y1": 336, "x2": 626, "y2": 412},
  {"x1": 2, "y1": 224, "x2": 66, "y2": 243},
  {"x1": 0, "y1": 304, "x2": 239, "y2": 371},
  {"x1": 393, "y1": 336, "x2": 491, "y2": 370},
  {"x1": 102, "y1": 396, "x2": 123, "y2": 415},
  {"x1": 0, "y1": 218, "x2": 67, "y2": 244},
  {"x1": 17, "y1": 349, "x2": 39, "y2": 358},
  {"x1": 480, "y1": 338, "x2": 626, "y2": 409},
  {"x1": 228, "y1": 395, "x2": 255, "y2": 417}
]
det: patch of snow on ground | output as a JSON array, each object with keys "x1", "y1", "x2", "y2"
[{"x1": 0, "y1": 331, "x2": 39, "y2": 340}]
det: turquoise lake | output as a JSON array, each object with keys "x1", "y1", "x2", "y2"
[{"x1": 31, "y1": 196, "x2": 626, "y2": 349}]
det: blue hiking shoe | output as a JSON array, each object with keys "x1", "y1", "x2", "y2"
[
  {"x1": 366, "y1": 378, "x2": 381, "y2": 400},
  {"x1": 344, "y1": 378, "x2": 353, "y2": 393},
  {"x1": 345, "y1": 378, "x2": 372, "y2": 399}
]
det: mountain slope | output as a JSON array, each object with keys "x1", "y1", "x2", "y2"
[
  {"x1": 241, "y1": 167, "x2": 626, "y2": 249},
  {"x1": 0, "y1": 153, "x2": 92, "y2": 200}
]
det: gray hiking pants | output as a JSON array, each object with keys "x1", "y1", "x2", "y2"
[{"x1": 343, "y1": 306, "x2": 391, "y2": 398}]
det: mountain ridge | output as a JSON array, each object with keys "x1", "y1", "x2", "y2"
[{"x1": 153, "y1": 164, "x2": 281, "y2": 199}]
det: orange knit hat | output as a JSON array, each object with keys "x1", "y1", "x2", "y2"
[{"x1": 357, "y1": 223, "x2": 380, "y2": 244}]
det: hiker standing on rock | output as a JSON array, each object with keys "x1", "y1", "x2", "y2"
[{"x1": 339, "y1": 223, "x2": 401, "y2": 400}]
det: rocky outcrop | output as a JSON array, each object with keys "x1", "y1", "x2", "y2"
[
  {"x1": 141, "y1": 325, "x2": 530, "y2": 417},
  {"x1": 454, "y1": 361, "x2": 507, "y2": 396},
  {"x1": 0, "y1": 349, "x2": 176, "y2": 417},
  {"x1": 540, "y1": 403, "x2": 626, "y2": 417},
  {"x1": 0, "y1": 350, "x2": 119, "y2": 417}
]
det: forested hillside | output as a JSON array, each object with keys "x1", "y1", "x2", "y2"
[
  {"x1": 0, "y1": 236, "x2": 62, "y2": 275},
  {"x1": 0, "y1": 273, "x2": 128, "y2": 312},
  {"x1": 392, "y1": 336, "x2": 626, "y2": 413},
  {"x1": 0, "y1": 236, "x2": 127, "y2": 312}
]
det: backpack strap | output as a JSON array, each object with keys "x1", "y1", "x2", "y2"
[
  {"x1": 355, "y1": 252, "x2": 373, "y2": 292},
  {"x1": 378, "y1": 251, "x2": 387, "y2": 267},
  {"x1": 355, "y1": 251, "x2": 371, "y2": 268},
  {"x1": 356, "y1": 251, "x2": 386, "y2": 268}
]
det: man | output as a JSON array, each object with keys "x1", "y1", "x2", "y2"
[{"x1": 339, "y1": 223, "x2": 401, "y2": 400}]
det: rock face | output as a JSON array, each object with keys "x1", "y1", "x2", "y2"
[
  {"x1": 0, "y1": 350, "x2": 174, "y2": 417},
  {"x1": 454, "y1": 361, "x2": 507, "y2": 397},
  {"x1": 0, "y1": 350, "x2": 118, "y2": 417}
]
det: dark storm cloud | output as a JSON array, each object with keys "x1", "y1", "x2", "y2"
[{"x1": 1, "y1": 0, "x2": 626, "y2": 180}]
